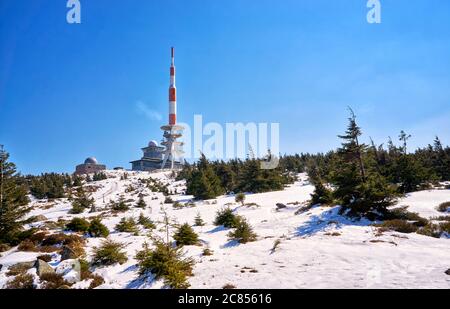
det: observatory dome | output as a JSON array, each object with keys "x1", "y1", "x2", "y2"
[
  {"x1": 148, "y1": 140, "x2": 159, "y2": 147},
  {"x1": 84, "y1": 157, "x2": 98, "y2": 165}
]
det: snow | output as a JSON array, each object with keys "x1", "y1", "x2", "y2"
[
  {"x1": 1, "y1": 170, "x2": 449, "y2": 289},
  {"x1": 397, "y1": 189, "x2": 450, "y2": 219}
]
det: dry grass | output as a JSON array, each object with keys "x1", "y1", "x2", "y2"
[{"x1": 5, "y1": 273, "x2": 35, "y2": 289}]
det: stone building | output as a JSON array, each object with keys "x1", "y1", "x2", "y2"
[
  {"x1": 75, "y1": 157, "x2": 106, "y2": 175},
  {"x1": 130, "y1": 140, "x2": 183, "y2": 172}
]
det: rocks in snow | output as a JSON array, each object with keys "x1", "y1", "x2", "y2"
[
  {"x1": 28, "y1": 215, "x2": 48, "y2": 223},
  {"x1": 56, "y1": 259, "x2": 81, "y2": 283},
  {"x1": 61, "y1": 245, "x2": 78, "y2": 261},
  {"x1": 445, "y1": 269, "x2": 450, "y2": 276},
  {"x1": 34, "y1": 259, "x2": 55, "y2": 277},
  {"x1": 276, "y1": 203, "x2": 287, "y2": 210}
]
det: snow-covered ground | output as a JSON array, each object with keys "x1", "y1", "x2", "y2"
[{"x1": 0, "y1": 170, "x2": 449, "y2": 289}]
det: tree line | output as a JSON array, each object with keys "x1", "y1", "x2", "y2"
[{"x1": 177, "y1": 154, "x2": 296, "y2": 200}]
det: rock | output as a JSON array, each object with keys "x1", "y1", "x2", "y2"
[
  {"x1": 34, "y1": 259, "x2": 55, "y2": 277},
  {"x1": 276, "y1": 203, "x2": 287, "y2": 209},
  {"x1": 60, "y1": 245, "x2": 78, "y2": 261},
  {"x1": 29, "y1": 215, "x2": 48, "y2": 223},
  {"x1": 42, "y1": 221, "x2": 60, "y2": 229},
  {"x1": 58, "y1": 285, "x2": 71, "y2": 289},
  {"x1": 14, "y1": 261, "x2": 35, "y2": 269},
  {"x1": 56, "y1": 259, "x2": 81, "y2": 283},
  {"x1": 445, "y1": 269, "x2": 450, "y2": 276},
  {"x1": 0, "y1": 264, "x2": 2, "y2": 271}
]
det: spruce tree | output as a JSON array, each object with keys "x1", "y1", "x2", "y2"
[
  {"x1": 0, "y1": 147, "x2": 30, "y2": 244},
  {"x1": 215, "y1": 162, "x2": 235, "y2": 193},
  {"x1": 70, "y1": 186, "x2": 94, "y2": 214},
  {"x1": 390, "y1": 131, "x2": 432, "y2": 193},
  {"x1": 136, "y1": 196, "x2": 146, "y2": 208},
  {"x1": 194, "y1": 212, "x2": 205, "y2": 226},
  {"x1": 308, "y1": 167, "x2": 333, "y2": 206},
  {"x1": 72, "y1": 175, "x2": 83, "y2": 187},
  {"x1": 186, "y1": 154, "x2": 224, "y2": 200},
  {"x1": 173, "y1": 223, "x2": 199, "y2": 246},
  {"x1": 331, "y1": 110, "x2": 396, "y2": 217},
  {"x1": 227, "y1": 217, "x2": 257, "y2": 244},
  {"x1": 235, "y1": 193, "x2": 246, "y2": 206}
]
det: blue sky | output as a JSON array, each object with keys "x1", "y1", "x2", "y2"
[{"x1": 1, "y1": 0, "x2": 449, "y2": 175}]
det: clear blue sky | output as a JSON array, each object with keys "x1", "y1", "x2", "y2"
[{"x1": 1, "y1": 0, "x2": 449, "y2": 175}]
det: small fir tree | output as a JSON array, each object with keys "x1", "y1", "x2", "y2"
[
  {"x1": 136, "y1": 196, "x2": 146, "y2": 208},
  {"x1": 173, "y1": 223, "x2": 199, "y2": 246},
  {"x1": 0, "y1": 148, "x2": 30, "y2": 244},
  {"x1": 194, "y1": 213, "x2": 205, "y2": 226},
  {"x1": 235, "y1": 193, "x2": 246, "y2": 206}
]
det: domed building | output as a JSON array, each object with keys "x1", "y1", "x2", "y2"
[
  {"x1": 75, "y1": 157, "x2": 106, "y2": 175},
  {"x1": 131, "y1": 139, "x2": 182, "y2": 171}
]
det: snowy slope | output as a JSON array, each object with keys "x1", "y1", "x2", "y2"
[{"x1": 0, "y1": 171, "x2": 449, "y2": 289}]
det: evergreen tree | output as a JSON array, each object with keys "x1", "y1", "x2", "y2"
[
  {"x1": 331, "y1": 110, "x2": 397, "y2": 217},
  {"x1": 93, "y1": 172, "x2": 107, "y2": 182},
  {"x1": 110, "y1": 197, "x2": 129, "y2": 212},
  {"x1": 227, "y1": 217, "x2": 257, "y2": 244},
  {"x1": 72, "y1": 175, "x2": 83, "y2": 187},
  {"x1": 215, "y1": 162, "x2": 235, "y2": 193},
  {"x1": 236, "y1": 154, "x2": 285, "y2": 194},
  {"x1": 388, "y1": 131, "x2": 433, "y2": 193},
  {"x1": 88, "y1": 218, "x2": 110, "y2": 238},
  {"x1": 70, "y1": 186, "x2": 94, "y2": 214},
  {"x1": 135, "y1": 196, "x2": 146, "y2": 208},
  {"x1": 308, "y1": 164, "x2": 333, "y2": 206},
  {"x1": 235, "y1": 193, "x2": 246, "y2": 206},
  {"x1": 194, "y1": 212, "x2": 205, "y2": 226},
  {"x1": 173, "y1": 223, "x2": 199, "y2": 246},
  {"x1": 186, "y1": 154, "x2": 224, "y2": 200},
  {"x1": 0, "y1": 147, "x2": 30, "y2": 244},
  {"x1": 28, "y1": 173, "x2": 66, "y2": 199},
  {"x1": 138, "y1": 213, "x2": 156, "y2": 229}
]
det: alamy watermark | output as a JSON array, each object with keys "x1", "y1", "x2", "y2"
[
  {"x1": 66, "y1": 0, "x2": 81, "y2": 24},
  {"x1": 173, "y1": 115, "x2": 280, "y2": 169},
  {"x1": 367, "y1": 0, "x2": 382, "y2": 24}
]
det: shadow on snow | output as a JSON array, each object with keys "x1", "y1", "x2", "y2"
[{"x1": 295, "y1": 206, "x2": 373, "y2": 237}]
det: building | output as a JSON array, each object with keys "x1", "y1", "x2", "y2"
[
  {"x1": 75, "y1": 157, "x2": 106, "y2": 175},
  {"x1": 130, "y1": 140, "x2": 183, "y2": 171}
]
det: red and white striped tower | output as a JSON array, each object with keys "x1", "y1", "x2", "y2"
[
  {"x1": 161, "y1": 47, "x2": 184, "y2": 170},
  {"x1": 169, "y1": 47, "x2": 177, "y2": 125}
]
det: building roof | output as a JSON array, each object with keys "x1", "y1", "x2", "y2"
[{"x1": 84, "y1": 157, "x2": 98, "y2": 164}]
